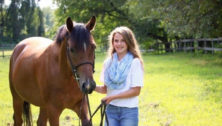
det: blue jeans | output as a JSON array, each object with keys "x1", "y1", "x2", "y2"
[{"x1": 105, "y1": 104, "x2": 138, "y2": 126}]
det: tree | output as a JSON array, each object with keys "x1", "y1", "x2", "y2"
[
  {"x1": 37, "y1": 7, "x2": 45, "y2": 36},
  {"x1": 53, "y1": 0, "x2": 165, "y2": 51},
  {"x1": 0, "y1": 0, "x2": 5, "y2": 41},
  {"x1": 4, "y1": 0, "x2": 45, "y2": 43},
  {"x1": 20, "y1": 0, "x2": 36, "y2": 37},
  {"x1": 42, "y1": 7, "x2": 55, "y2": 39},
  {"x1": 113, "y1": 0, "x2": 222, "y2": 50},
  {"x1": 6, "y1": 0, "x2": 22, "y2": 42},
  {"x1": 147, "y1": 0, "x2": 222, "y2": 38}
]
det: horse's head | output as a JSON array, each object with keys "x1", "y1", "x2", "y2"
[{"x1": 60, "y1": 16, "x2": 97, "y2": 94}]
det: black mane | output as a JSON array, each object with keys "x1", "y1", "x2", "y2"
[
  {"x1": 55, "y1": 25, "x2": 67, "y2": 44},
  {"x1": 55, "y1": 23, "x2": 91, "y2": 50}
]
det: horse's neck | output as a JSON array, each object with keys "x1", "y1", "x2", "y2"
[{"x1": 52, "y1": 41, "x2": 72, "y2": 77}]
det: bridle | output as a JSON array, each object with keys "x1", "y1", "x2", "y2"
[
  {"x1": 66, "y1": 44, "x2": 108, "y2": 126},
  {"x1": 66, "y1": 46, "x2": 95, "y2": 84}
]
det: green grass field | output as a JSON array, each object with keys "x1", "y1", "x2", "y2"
[{"x1": 0, "y1": 53, "x2": 222, "y2": 126}]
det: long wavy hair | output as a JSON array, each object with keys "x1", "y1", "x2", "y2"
[{"x1": 107, "y1": 26, "x2": 143, "y2": 67}]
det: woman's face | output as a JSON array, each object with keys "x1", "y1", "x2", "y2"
[{"x1": 113, "y1": 33, "x2": 128, "y2": 57}]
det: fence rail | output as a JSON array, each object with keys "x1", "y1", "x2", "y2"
[
  {"x1": 154, "y1": 38, "x2": 222, "y2": 54},
  {"x1": 0, "y1": 44, "x2": 15, "y2": 58},
  {"x1": 1, "y1": 38, "x2": 222, "y2": 57}
]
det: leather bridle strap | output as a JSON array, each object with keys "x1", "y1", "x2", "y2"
[{"x1": 66, "y1": 47, "x2": 95, "y2": 83}]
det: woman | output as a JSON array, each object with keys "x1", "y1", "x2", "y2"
[{"x1": 95, "y1": 26, "x2": 144, "y2": 126}]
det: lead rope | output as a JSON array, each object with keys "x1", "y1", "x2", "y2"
[
  {"x1": 79, "y1": 94, "x2": 85, "y2": 126},
  {"x1": 87, "y1": 95, "x2": 109, "y2": 126},
  {"x1": 78, "y1": 94, "x2": 93, "y2": 126},
  {"x1": 79, "y1": 93, "x2": 109, "y2": 126}
]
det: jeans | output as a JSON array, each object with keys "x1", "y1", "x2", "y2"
[{"x1": 105, "y1": 104, "x2": 138, "y2": 126}]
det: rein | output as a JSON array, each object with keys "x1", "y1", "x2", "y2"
[{"x1": 85, "y1": 94, "x2": 109, "y2": 126}]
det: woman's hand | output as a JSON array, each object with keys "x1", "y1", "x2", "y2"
[
  {"x1": 102, "y1": 95, "x2": 115, "y2": 104},
  {"x1": 95, "y1": 85, "x2": 107, "y2": 94},
  {"x1": 102, "y1": 87, "x2": 141, "y2": 104}
]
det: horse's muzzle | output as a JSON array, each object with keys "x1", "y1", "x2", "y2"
[{"x1": 82, "y1": 80, "x2": 96, "y2": 94}]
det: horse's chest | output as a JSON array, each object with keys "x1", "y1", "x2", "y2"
[{"x1": 47, "y1": 79, "x2": 82, "y2": 106}]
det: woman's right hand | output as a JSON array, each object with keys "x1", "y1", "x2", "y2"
[{"x1": 95, "y1": 85, "x2": 107, "y2": 94}]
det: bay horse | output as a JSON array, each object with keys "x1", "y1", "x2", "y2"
[{"x1": 9, "y1": 16, "x2": 97, "y2": 126}]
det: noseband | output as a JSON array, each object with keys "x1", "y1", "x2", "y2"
[{"x1": 66, "y1": 46, "x2": 95, "y2": 84}]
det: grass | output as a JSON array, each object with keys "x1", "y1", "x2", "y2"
[
  {"x1": 140, "y1": 53, "x2": 222, "y2": 126},
  {"x1": 0, "y1": 52, "x2": 222, "y2": 126}
]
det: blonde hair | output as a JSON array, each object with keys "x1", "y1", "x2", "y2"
[{"x1": 107, "y1": 26, "x2": 143, "y2": 66}]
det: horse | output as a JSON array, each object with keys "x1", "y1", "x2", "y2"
[{"x1": 9, "y1": 16, "x2": 97, "y2": 126}]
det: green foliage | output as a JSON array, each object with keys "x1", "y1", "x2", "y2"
[
  {"x1": 53, "y1": 0, "x2": 163, "y2": 50},
  {"x1": 1, "y1": 0, "x2": 45, "y2": 43},
  {"x1": 148, "y1": 0, "x2": 222, "y2": 39},
  {"x1": 1, "y1": 0, "x2": 222, "y2": 51},
  {"x1": 42, "y1": 7, "x2": 55, "y2": 39},
  {"x1": 37, "y1": 7, "x2": 44, "y2": 36},
  {"x1": 0, "y1": 0, "x2": 6, "y2": 40},
  {"x1": 6, "y1": 0, "x2": 21, "y2": 42}
]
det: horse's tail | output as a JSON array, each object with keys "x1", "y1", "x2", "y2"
[{"x1": 23, "y1": 101, "x2": 33, "y2": 126}]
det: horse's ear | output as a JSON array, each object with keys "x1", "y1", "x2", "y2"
[
  {"x1": 66, "y1": 17, "x2": 73, "y2": 32},
  {"x1": 86, "y1": 16, "x2": 96, "y2": 31}
]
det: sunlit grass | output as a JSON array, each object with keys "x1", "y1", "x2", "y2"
[{"x1": 0, "y1": 52, "x2": 222, "y2": 126}]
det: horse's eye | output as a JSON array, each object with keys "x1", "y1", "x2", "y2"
[
  {"x1": 91, "y1": 45, "x2": 96, "y2": 50},
  {"x1": 70, "y1": 48, "x2": 75, "y2": 53}
]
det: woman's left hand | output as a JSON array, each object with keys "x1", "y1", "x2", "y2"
[
  {"x1": 101, "y1": 87, "x2": 141, "y2": 104},
  {"x1": 102, "y1": 95, "x2": 115, "y2": 104}
]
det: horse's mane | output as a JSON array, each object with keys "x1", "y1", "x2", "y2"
[
  {"x1": 55, "y1": 25, "x2": 67, "y2": 44},
  {"x1": 55, "y1": 23, "x2": 91, "y2": 51}
]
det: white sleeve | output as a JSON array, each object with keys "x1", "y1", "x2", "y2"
[
  {"x1": 100, "y1": 63, "x2": 105, "y2": 83},
  {"x1": 130, "y1": 58, "x2": 144, "y2": 87}
]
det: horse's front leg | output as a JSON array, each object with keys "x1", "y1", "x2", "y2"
[
  {"x1": 74, "y1": 98, "x2": 92, "y2": 126},
  {"x1": 37, "y1": 107, "x2": 47, "y2": 126},
  {"x1": 47, "y1": 105, "x2": 63, "y2": 126}
]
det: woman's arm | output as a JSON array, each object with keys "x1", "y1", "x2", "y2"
[
  {"x1": 95, "y1": 85, "x2": 107, "y2": 94},
  {"x1": 102, "y1": 87, "x2": 141, "y2": 104}
]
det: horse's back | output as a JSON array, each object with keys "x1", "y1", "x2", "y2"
[
  {"x1": 9, "y1": 37, "x2": 54, "y2": 105},
  {"x1": 11, "y1": 37, "x2": 53, "y2": 73},
  {"x1": 13, "y1": 37, "x2": 53, "y2": 57}
]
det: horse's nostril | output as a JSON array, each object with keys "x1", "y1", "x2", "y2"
[
  {"x1": 82, "y1": 82, "x2": 90, "y2": 91},
  {"x1": 86, "y1": 84, "x2": 90, "y2": 90},
  {"x1": 92, "y1": 81, "x2": 96, "y2": 90},
  {"x1": 82, "y1": 82, "x2": 86, "y2": 89},
  {"x1": 82, "y1": 81, "x2": 96, "y2": 94}
]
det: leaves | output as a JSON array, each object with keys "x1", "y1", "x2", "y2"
[{"x1": 1, "y1": 0, "x2": 222, "y2": 50}]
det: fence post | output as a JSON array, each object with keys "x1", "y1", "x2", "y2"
[
  {"x1": 211, "y1": 40, "x2": 214, "y2": 54},
  {"x1": 204, "y1": 40, "x2": 207, "y2": 54},
  {"x1": 184, "y1": 41, "x2": 186, "y2": 52},
  {"x1": 194, "y1": 39, "x2": 197, "y2": 53},
  {"x1": 198, "y1": 39, "x2": 199, "y2": 52},
  {"x1": 2, "y1": 49, "x2": 5, "y2": 58}
]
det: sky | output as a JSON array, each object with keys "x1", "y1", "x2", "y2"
[{"x1": 5, "y1": 0, "x2": 57, "y2": 9}]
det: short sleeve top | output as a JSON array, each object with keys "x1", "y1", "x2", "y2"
[{"x1": 100, "y1": 58, "x2": 144, "y2": 108}]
